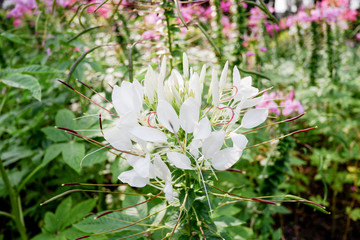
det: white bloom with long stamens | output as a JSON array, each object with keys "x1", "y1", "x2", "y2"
[{"x1": 101, "y1": 53, "x2": 272, "y2": 202}]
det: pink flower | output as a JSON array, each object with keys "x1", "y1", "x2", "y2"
[
  {"x1": 142, "y1": 30, "x2": 161, "y2": 41},
  {"x1": 260, "y1": 47, "x2": 268, "y2": 52},
  {"x1": 7, "y1": 0, "x2": 38, "y2": 18},
  {"x1": 280, "y1": 90, "x2": 304, "y2": 116},
  {"x1": 220, "y1": 1, "x2": 231, "y2": 12},
  {"x1": 265, "y1": 22, "x2": 280, "y2": 36},
  {"x1": 46, "y1": 48, "x2": 52, "y2": 56},
  {"x1": 246, "y1": 51, "x2": 255, "y2": 57},
  {"x1": 13, "y1": 19, "x2": 22, "y2": 27},
  {"x1": 144, "y1": 12, "x2": 163, "y2": 25},
  {"x1": 341, "y1": 9, "x2": 358, "y2": 21},
  {"x1": 256, "y1": 92, "x2": 280, "y2": 115},
  {"x1": 356, "y1": 33, "x2": 360, "y2": 40}
]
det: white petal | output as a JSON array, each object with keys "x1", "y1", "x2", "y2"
[
  {"x1": 202, "y1": 130, "x2": 225, "y2": 159},
  {"x1": 241, "y1": 76, "x2": 252, "y2": 87},
  {"x1": 111, "y1": 85, "x2": 122, "y2": 115},
  {"x1": 211, "y1": 148, "x2": 242, "y2": 170},
  {"x1": 233, "y1": 66, "x2": 241, "y2": 88},
  {"x1": 157, "y1": 57, "x2": 166, "y2": 101},
  {"x1": 144, "y1": 66, "x2": 156, "y2": 103},
  {"x1": 157, "y1": 100, "x2": 180, "y2": 133},
  {"x1": 219, "y1": 61, "x2": 229, "y2": 90},
  {"x1": 209, "y1": 69, "x2": 220, "y2": 107},
  {"x1": 183, "y1": 52, "x2": 189, "y2": 79},
  {"x1": 112, "y1": 82, "x2": 142, "y2": 116},
  {"x1": 230, "y1": 133, "x2": 248, "y2": 150},
  {"x1": 167, "y1": 152, "x2": 192, "y2": 169},
  {"x1": 130, "y1": 126, "x2": 167, "y2": 142},
  {"x1": 189, "y1": 72, "x2": 201, "y2": 105},
  {"x1": 164, "y1": 182, "x2": 174, "y2": 201},
  {"x1": 194, "y1": 117, "x2": 211, "y2": 140},
  {"x1": 104, "y1": 127, "x2": 132, "y2": 151},
  {"x1": 241, "y1": 108, "x2": 268, "y2": 129},
  {"x1": 118, "y1": 169, "x2": 149, "y2": 187},
  {"x1": 130, "y1": 154, "x2": 151, "y2": 178},
  {"x1": 189, "y1": 139, "x2": 201, "y2": 159},
  {"x1": 153, "y1": 154, "x2": 171, "y2": 181},
  {"x1": 240, "y1": 96, "x2": 264, "y2": 109},
  {"x1": 179, "y1": 97, "x2": 199, "y2": 133}
]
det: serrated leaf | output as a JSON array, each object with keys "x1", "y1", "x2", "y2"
[
  {"x1": 43, "y1": 144, "x2": 64, "y2": 165},
  {"x1": 56, "y1": 109, "x2": 76, "y2": 130},
  {"x1": 0, "y1": 32, "x2": 27, "y2": 45},
  {"x1": 62, "y1": 142, "x2": 85, "y2": 173},
  {"x1": 42, "y1": 127, "x2": 69, "y2": 142},
  {"x1": 1, "y1": 74, "x2": 41, "y2": 101}
]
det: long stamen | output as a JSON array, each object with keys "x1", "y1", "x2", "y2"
[
  {"x1": 77, "y1": 79, "x2": 113, "y2": 105},
  {"x1": 241, "y1": 112, "x2": 306, "y2": 134},
  {"x1": 99, "y1": 113, "x2": 104, "y2": 135},
  {"x1": 251, "y1": 87, "x2": 274, "y2": 99},
  {"x1": 216, "y1": 106, "x2": 235, "y2": 125},
  {"x1": 220, "y1": 85, "x2": 238, "y2": 103},
  {"x1": 147, "y1": 111, "x2": 158, "y2": 128},
  {"x1": 55, "y1": 126, "x2": 143, "y2": 157},
  {"x1": 57, "y1": 79, "x2": 119, "y2": 118},
  {"x1": 245, "y1": 126, "x2": 317, "y2": 149},
  {"x1": 94, "y1": 191, "x2": 163, "y2": 219}
]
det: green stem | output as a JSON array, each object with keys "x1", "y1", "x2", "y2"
[
  {"x1": 163, "y1": 0, "x2": 174, "y2": 69},
  {"x1": 0, "y1": 158, "x2": 27, "y2": 240}
]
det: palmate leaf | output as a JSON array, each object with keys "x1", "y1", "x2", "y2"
[{"x1": 1, "y1": 74, "x2": 42, "y2": 101}]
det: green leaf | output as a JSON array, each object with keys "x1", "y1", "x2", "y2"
[
  {"x1": 68, "y1": 198, "x2": 97, "y2": 225},
  {"x1": 55, "y1": 197, "x2": 73, "y2": 230},
  {"x1": 74, "y1": 211, "x2": 142, "y2": 234},
  {"x1": 0, "y1": 32, "x2": 27, "y2": 45},
  {"x1": 349, "y1": 208, "x2": 360, "y2": 221},
  {"x1": 62, "y1": 142, "x2": 85, "y2": 173},
  {"x1": 56, "y1": 109, "x2": 76, "y2": 130},
  {"x1": 81, "y1": 147, "x2": 108, "y2": 167},
  {"x1": 2, "y1": 65, "x2": 60, "y2": 75},
  {"x1": 42, "y1": 127, "x2": 69, "y2": 142},
  {"x1": 1, "y1": 74, "x2": 42, "y2": 101},
  {"x1": 44, "y1": 212, "x2": 61, "y2": 233},
  {"x1": 43, "y1": 144, "x2": 64, "y2": 165}
]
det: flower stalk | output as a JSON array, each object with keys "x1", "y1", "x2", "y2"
[{"x1": 0, "y1": 157, "x2": 27, "y2": 240}]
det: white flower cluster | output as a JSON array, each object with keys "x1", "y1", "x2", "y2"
[{"x1": 104, "y1": 54, "x2": 268, "y2": 201}]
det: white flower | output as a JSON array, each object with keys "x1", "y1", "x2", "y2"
[{"x1": 103, "y1": 53, "x2": 269, "y2": 201}]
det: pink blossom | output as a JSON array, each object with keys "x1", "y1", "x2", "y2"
[
  {"x1": 265, "y1": 22, "x2": 280, "y2": 36},
  {"x1": 280, "y1": 90, "x2": 304, "y2": 116},
  {"x1": 246, "y1": 51, "x2": 255, "y2": 57},
  {"x1": 220, "y1": 1, "x2": 231, "y2": 12},
  {"x1": 144, "y1": 12, "x2": 163, "y2": 25},
  {"x1": 220, "y1": 16, "x2": 234, "y2": 39},
  {"x1": 142, "y1": 30, "x2": 161, "y2": 41},
  {"x1": 46, "y1": 48, "x2": 52, "y2": 56},
  {"x1": 260, "y1": 47, "x2": 268, "y2": 52},
  {"x1": 256, "y1": 92, "x2": 280, "y2": 115},
  {"x1": 356, "y1": 33, "x2": 360, "y2": 40},
  {"x1": 13, "y1": 19, "x2": 22, "y2": 27},
  {"x1": 341, "y1": 9, "x2": 358, "y2": 21},
  {"x1": 7, "y1": 0, "x2": 38, "y2": 18}
]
